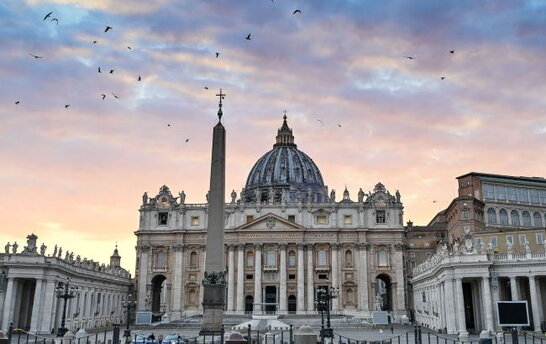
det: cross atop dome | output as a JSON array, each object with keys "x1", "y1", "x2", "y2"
[
  {"x1": 216, "y1": 89, "x2": 226, "y2": 122},
  {"x1": 274, "y1": 111, "x2": 296, "y2": 147}
]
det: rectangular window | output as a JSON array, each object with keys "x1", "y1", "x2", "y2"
[
  {"x1": 529, "y1": 189, "x2": 540, "y2": 204},
  {"x1": 343, "y1": 215, "x2": 352, "y2": 225},
  {"x1": 536, "y1": 233, "x2": 544, "y2": 245},
  {"x1": 318, "y1": 273, "x2": 328, "y2": 280},
  {"x1": 411, "y1": 261, "x2": 416, "y2": 268},
  {"x1": 266, "y1": 251, "x2": 276, "y2": 267},
  {"x1": 475, "y1": 237, "x2": 483, "y2": 246},
  {"x1": 288, "y1": 215, "x2": 296, "y2": 223},
  {"x1": 410, "y1": 252, "x2": 416, "y2": 257},
  {"x1": 422, "y1": 292, "x2": 426, "y2": 302},
  {"x1": 158, "y1": 212, "x2": 168, "y2": 225},
  {"x1": 507, "y1": 187, "x2": 518, "y2": 201},
  {"x1": 316, "y1": 214, "x2": 327, "y2": 224},
  {"x1": 462, "y1": 210, "x2": 469, "y2": 219},
  {"x1": 519, "y1": 234, "x2": 527, "y2": 245},
  {"x1": 484, "y1": 184, "x2": 495, "y2": 199},
  {"x1": 376, "y1": 210, "x2": 386, "y2": 224},
  {"x1": 495, "y1": 185, "x2": 506, "y2": 200},
  {"x1": 246, "y1": 274, "x2": 253, "y2": 280},
  {"x1": 288, "y1": 254, "x2": 296, "y2": 267},
  {"x1": 506, "y1": 235, "x2": 513, "y2": 245},
  {"x1": 288, "y1": 274, "x2": 296, "y2": 280},
  {"x1": 540, "y1": 190, "x2": 546, "y2": 205},
  {"x1": 490, "y1": 236, "x2": 498, "y2": 247},
  {"x1": 246, "y1": 215, "x2": 254, "y2": 223},
  {"x1": 191, "y1": 216, "x2": 199, "y2": 226},
  {"x1": 517, "y1": 188, "x2": 529, "y2": 203}
]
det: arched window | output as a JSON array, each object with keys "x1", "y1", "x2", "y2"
[
  {"x1": 189, "y1": 251, "x2": 198, "y2": 268},
  {"x1": 288, "y1": 250, "x2": 296, "y2": 267},
  {"x1": 345, "y1": 250, "x2": 353, "y2": 267},
  {"x1": 487, "y1": 208, "x2": 497, "y2": 224},
  {"x1": 246, "y1": 251, "x2": 254, "y2": 267},
  {"x1": 522, "y1": 211, "x2": 532, "y2": 226},
  {"x1": 317, "y1": 249, "x2": 328, "y2": 266},
  {"x1": 511, "y1": 210, "x2": 520, "y2": 226},
  {"x1": 156, "y1": 251, "x2": 167, "y2": 268},
  {"x1": 533, "y1": 212, "x2": 542, "y2": 227},
  {"x1": 499, "y1": 209, "x2": 509, "y2": 225},
  {"x1": 377, "y1": 249, "x2": 389, "y2": 267}
]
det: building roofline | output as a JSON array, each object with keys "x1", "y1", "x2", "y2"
[{"x1": 457, "y1": 172, "x2": 546, "y2": 184}]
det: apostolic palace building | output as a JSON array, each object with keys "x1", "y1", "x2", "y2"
[{"x1": 134, "y1": 115, "x2": 408, "y2": 321}]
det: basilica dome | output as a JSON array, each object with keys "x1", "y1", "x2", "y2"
[{"x1": 243, "y1": 115, "x2": 328, "y2": 203}]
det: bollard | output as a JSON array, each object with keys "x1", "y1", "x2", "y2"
[
  {"x1": 289, "y1": 325, "x2": 293, "y2": 344},
  {"x1": 247, "y1": 325, "x2": 252, "y2": 344},
  {"x1": 222, "y1": 325, "x2": 225, "y2": 344}
]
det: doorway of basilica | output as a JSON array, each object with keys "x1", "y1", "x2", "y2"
[{"x1": 265, "y1": 286, "x2": 277, "y2": 314}]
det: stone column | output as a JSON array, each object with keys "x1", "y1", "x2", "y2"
[
  {"x1": 279, "y1": 244, "x2": 287, "y2": 314},
  {"x1": 39, "y1": 279, "x2": 57, "y2": 333},
  {"x1": 455, "y1": 278, "x2": 468, "y2": 339},
  {"x1": 394, "y1": 243, "x2": 406, "y2": 317},
  {"x1": 254, "y1": 244, "x2": 262, "y2": 313},
  {"x1": 137, "y1": 244, "x2": 150, "y2": 310},
  {"x1": 1, "y1": 278, "x2": 14, "y2": 331},
  {"x1": 30, "y1": 279, "x2": 44, "y2": 332},
  {"x1": 171, "y1": 244, "x2": 185, "y2": 319},
  {"x1": 306, "y1": 244, "x2": 314, "y2": 312},
  {"x1": 529, "y1": 276, "x2": 542, "y2": 332},
  {"x1": 297, "y1": 243, "x2": 305, "y2": 313},
  {"x1": 510, "y1": 277, "x2": 519, "y2": 300},
  {"x1": 227, "y1": 245, "x2": 235, "y2": 311},
  {"x1": 331, "y1": 244, "x2": 339, "y2": 311},
  {"x1": 236, "y1": 244, "x2": 245, "y2": 312},
  {"x1": 481, "y1": 277, "x2": 494, "y2": 333},
  {"x1": 357, "y1": 243, "x2": 369, "y2": 312}
]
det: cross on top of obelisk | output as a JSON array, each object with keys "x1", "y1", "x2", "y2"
[{"x1": 216, "y1": 89, "x2": 226, "y2": 122}]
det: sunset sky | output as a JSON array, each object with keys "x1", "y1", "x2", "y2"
[{"x1": 1, "y1": 0, "x2": 545, "y2": 271}]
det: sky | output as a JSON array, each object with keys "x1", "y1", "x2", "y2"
[{"x1": 1, "y1": 0, "x2": 546, "y2": 271}]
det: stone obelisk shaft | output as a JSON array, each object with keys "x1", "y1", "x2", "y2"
[{"x1": 201, "y1": 120, "x2": 226, "y2": 333}]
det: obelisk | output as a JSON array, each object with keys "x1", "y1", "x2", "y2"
[{"x1": 201, "y1": 89, "x2": 227, "y2": 334}]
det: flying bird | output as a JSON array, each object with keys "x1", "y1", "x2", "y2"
[
  {"x1": 104, "y1": 26, "x2": 112, "y2": 32},
  {"x1": 101, "y1": 94, "x2": 106, "y2": 100},
  {"x1": 51, "y1": 18, "x2": 59, "y2": 26},
  {"x1": 216, "y1": 52, "x2": 219, "y2": 58},
  {"x1": 293, "y1": 9, "x2": 302, "y2": 14},
  {"x1": 15, "y1": 101, "x2": 20, "y2": 105},
  {"x1": 433, "y1": 200, "x2": 438, "y2": 203},
  {"x1": 127, "y1": 46, "x2": 132, "y2": 50},
  {"x1": 204, "y1": 86, "x2": 209, "y2": 90},
  {"x1": 450, "y1": 50, "x2": 455, "y2": 54},
  {"x1": 441, "y1": 76, "x2": 446, "y2": 80},
  {"x1": 167, "y1": 124, "x2": 171, "y2": 127},
  {"x1": 43, "y1": 11, "x2": 53, "y2": 21},
  {"x1": 109, "y1": 69, "x2": 114, "y2": 74},
  {"x1": 317, "y1": 119, "x2": 324, "y2": 126},
  {"x1": 29, "y1": 53, "x2": 43, "y2": 59},
  {"x1": 337, "y1": 123, "x2": 342, "y2": 128},
  {"x1": 93, "y1": 40, "x2": 97, "y2": 44},
  {"x1": 138, "y1": 75, "x2": 141, "y2": 81},
  {"x1": 98, "y1": 67, "x2": 102, "y2": 73},
  {"x1": 404, "y1": 56, "x2": 416, "y2": 60},
  {"x1": 245, "y1": 33, "x2": 251, "y2": 40},
  {"x1": 111, "y1": 92, "x2": 120, "y2": 99},
  {"x1": 64, "y1": 104, "x2": 70, "y2": 108},
  {"x1": 185, "y1": 138, "x2": 190, "y2": 142}
]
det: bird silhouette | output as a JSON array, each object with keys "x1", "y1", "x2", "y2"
[
  {"x1": 138, "y1": 75, "x2": 141, "y2": 81},
  {"x1": 404, "y1": 56, "x2": 415, "y2": 60},
  {"x1": 441, "y1": 76, "x2": 446, "y2": 80},
  {"x1": 98, "y1": 67, "x2": 102, "y2": 73},
  {"x1": 51, "y1": 18, "x2": 59, "y2": 26},
  {"x1": 204, "y1": 86, "x2": 209, "y2": 90},
  {"x1": 65, "y1": 104, "x2": 70, "y2": 108},
  {"x1": 101, "y1": 94, "x2": 106, "y2": 100},
  {"x1": 127, "y1": 46, "x2": 132, "y2": 50},
  {"x1": 433, "y1": 200, "x2": 438, "y2": 203},
  {"x1": 109, "y1": 69, "x2": 114, "y2": 74},
  {"x1": 450, "y1": 50, "x2": 455, "y2": 54},
  {"x1": 29, "y1": 53, "x2": 43, "y2": 59},
  {"x1": 185, "y1": 139, "x2": 189, "y2": 142},
  {"x1": 15, "y1": 101, "x2": 20, "y2": 105},
  {"x1": 104, "y1": 26, "x2": 112, "y2": 33},
  {"x1": 93, "y1": 40, "x2": 97, "y2": 44},
  {"x1": 43, "y1": 11, "x2": 53, "y2": 21},
  {"x1": 317, "y1": 119, "x2": 324, "y2": 126},
  {"x1": 293, "y1": 9, "x2": 302, "y2": 14},
  {"x1": 216, "y1": 52, "x2": 219, "y2": 58},
  {"x1": 111, "y1": 92, "x2": 119, "y2": 99},
  {"x1": 245, "y1": 33, "x2": 251, "y2": 40},
  {"x1": 338, "y1": 123, "x2": 342, "y2": 127},
  {"x1": 167, "y1": 124, "x2": 171, "y2": 127}
]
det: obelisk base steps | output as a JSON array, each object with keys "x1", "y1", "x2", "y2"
[{"x1": 200, "y1": 285, "x2": 226, "y2": 334}]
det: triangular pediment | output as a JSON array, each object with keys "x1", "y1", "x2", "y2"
[{"x1": 237, "y1": 213, "x2": 305, "y2": 231}]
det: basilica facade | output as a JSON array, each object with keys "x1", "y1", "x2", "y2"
[{"x1": 134, "y1": 116, "x2": 407, "y2": 321}]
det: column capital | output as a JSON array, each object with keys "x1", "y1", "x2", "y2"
[
  {"x1": 331, "y1": 243, "x2": 340, "y2": 250},
  {"x1": 254, "y1": 243, "x2": 263, "y2": 251},
  {"x1": 172, "y1": 244, "x2": 185, "y2": 251},
  {"x1": 394, "y1": 242, "x2": 405, "y2": 251},
  {"x1": 356, "y1": 242, "x2": 370, "y2": 250},
  {"x1": 306, "y1": 243, "x2": 314, "y2": 250},
  {"x1": 236, "y1": 243, "x2": 245, "y2": 250},
  {"x1": 279, "y1": 243, "x2": 287, "y2": 250},
  {"x1": 138, "y1": 244, "x2": 151, "y2": 253},
  {"x1": 227, "y1": 244, "x2": 236, "y2": 251},
  {"x1": 296, "y1": 243, "x2": 305, "y2": 249}
]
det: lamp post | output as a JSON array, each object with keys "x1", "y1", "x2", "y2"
[
  {"x1": 55, "y1": 278, "x2": 78, "y2": 337},
  {"x1": 316, "y1": 287, "x2": 338, "y2": 341},
  {"x1": 122, "y1": 294, "x2": 137, "y2": 342}
]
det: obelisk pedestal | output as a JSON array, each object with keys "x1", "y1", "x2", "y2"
[{"x1": 200, "y1": 90, "x2": 227, "y2": 334}]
